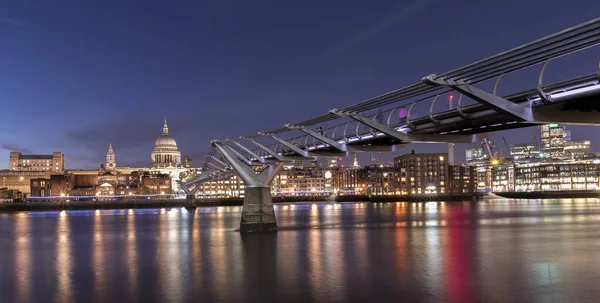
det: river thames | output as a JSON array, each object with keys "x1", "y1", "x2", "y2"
[{"x1": 1, "y1": 199, "x2": 600, "y2": 302}]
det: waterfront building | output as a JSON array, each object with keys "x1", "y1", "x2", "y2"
[
  {"x1": 514, "y1": 161, "x2": 599, "y2": 191},
  {"x1": 365, "y1": 165, "x2": 396, "y2": 195},
  {"x1": 491, "y1": 163, "x2": 515, "y2": 192},
  {"x1": 332, "y1": 167, "x2": 368, "y2": 194},
  {"x1": 9, "y1": 151, "x2": 64, "y2": 172},
  {"x1": 29, "y1": 170, "x2": 171, "y2": 199},
  {"x1": 198, "y1": 175, "x2": 244, "y2": 198},
  {"x1": 273, "y1": 165, "x2": 329, "y2": 196},
  {"x1": 0, "y1": 170, "x2": 51, "y2": 195},
  {"x1": 448, "y1": 165, "x2": 477, "y2": 194},
  {"x1": 394, "y1": 152, "x2": 448, "y2": 194}
]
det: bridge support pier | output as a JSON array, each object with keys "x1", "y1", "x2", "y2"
[
  {"x1": 240, "y1": 186, "x2": 277, "y2": 232},
  {"x1": 185, "y1": 194, "x2": 196, "y2": 208},
  {"x1": 212, "y1": 141, "x2": 283, "y2": 232}
]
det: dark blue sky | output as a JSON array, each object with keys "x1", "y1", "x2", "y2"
[{"x1": 1, "y1": 0, "x2": 599, "y2": 168}]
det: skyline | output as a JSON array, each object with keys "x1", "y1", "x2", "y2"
[{"x1": 2, "y1": 1, "x2": 600, "y2": 169}]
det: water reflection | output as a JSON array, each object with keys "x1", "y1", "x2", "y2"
[
  {"x1": 1, "y1": 199, "x2": 600, "y2": 302},
  {"x1": 56, "y1": 211, "x2": 73, "y2": 302},
  {"x1": 14, "y1": 213, "x2": 30, "y2": 303}
]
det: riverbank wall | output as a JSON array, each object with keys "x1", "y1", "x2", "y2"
[{"x1": 494, "y1": 190, "x2": 600, "y2": 199}]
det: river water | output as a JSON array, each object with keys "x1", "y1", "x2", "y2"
[{"x1": 1, "y1": 199, "x2": 600, "y2": 302}]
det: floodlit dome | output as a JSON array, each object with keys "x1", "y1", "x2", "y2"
[{"x1": 151, "y1": 119, "x2": 181, "y2": 167}]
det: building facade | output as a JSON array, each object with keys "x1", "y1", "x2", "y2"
[
  {"x1": 273, "y1": 165, "x2": 329, "y2": 196},
  {"x1": 332, "y1": 167, "x2": 368, "y2": 194},
  {"x1": 151, "y1": 119, "x2": 182, "y2": 168},
  {"x1": 394, "y1": 152, "x2": 448, "y2": 194},
  {"x1": 9, "y1": 152, "x2": 64, "y2": 172},
  {"x1": 365, "y1": 165, "x2": 396, "y2": 195},
  {"x1": 448, "y1": 165, "x2": 477, "y2": 194},
  {"x1": 540, "y1": 124, "x2": 566, "y2": 160},
  {"x1": 513, "y1": 162, "x2": 599, "y2": 191}
]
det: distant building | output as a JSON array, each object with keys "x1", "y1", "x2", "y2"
[
  {"x1": 198, "y1": 175, "x2": 244, "y2": 198},
  {"x1": 29, "y1": 170, "x2": 172, "y2": 199},
  {"x1": 9, "y1": 152, "x2": 64, "y2": 173},
  {"x1": 273, "y1": 165, "x2": 328, "y2": 196},
  {"x1": 510, "y1": 143, "x2": 540, "y2": 160},
  {"x1": 183, "y1": 156, "x2": 192, "y2": 168},
  {"x1": 105, "y1": 144, "x2": 116, "y2": 170},
  {"x1": 394, "y1": 152, "x2": 448, "y2": 194},
  {"x1": 465, "y1": 148, "x2": 487, "y2": 164},
  {"x1": 151, "y1": 119, "x2": 181, "y2": 168},
  {"x1": 540, "y1": 124, "x2": 566, "y2": 160},
  {"x1": 564, "y1": 140, "x2": 592, "y2": 160}
]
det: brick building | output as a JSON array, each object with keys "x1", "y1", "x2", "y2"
[
  {"x1": 9, "y1": 152, "x2": 65, "y2": 173},
  {"x1": 394, "y1": 152, "x2": 448, "y2": 194}
]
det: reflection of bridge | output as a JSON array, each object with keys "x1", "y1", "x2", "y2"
[{"x1": 181, "y1": 18, "x2": 600, "y2": 232}]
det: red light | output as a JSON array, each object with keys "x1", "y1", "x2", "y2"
[
  {"x1": 341, "y1": 165, "x2": 344, "y2": 168},
  {"x1": 338, "y1": 157, "x2": 342, "y2": 161},
  {"x1": 449, "y1": 94, "x2": 454, "y2": 101}
]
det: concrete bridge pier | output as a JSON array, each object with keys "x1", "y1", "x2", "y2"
[
  {"x1": 212, "y1": 141, "x2": 283, "y2": 232},
  {"x1": 185, "y1": 194, "x2": 196, "y2": 208}
]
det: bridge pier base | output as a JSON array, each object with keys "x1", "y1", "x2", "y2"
[
  {"x1": 240, "y1": 187, "x2": 277, "y2": 232},
  {"x1": 185, "y1": 194, "x2": 197, "y2": 209}
]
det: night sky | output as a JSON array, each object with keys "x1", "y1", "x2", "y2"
[{"x1": 2, "y1": 0, "x2": 599, "y2": 169}]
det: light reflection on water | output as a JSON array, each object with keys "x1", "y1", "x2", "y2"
[{"x1": 1, "y1": 199, "x2": 600, "y2": 302}]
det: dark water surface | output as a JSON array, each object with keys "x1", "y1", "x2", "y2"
[{"x1": 2, "y1": 199, "x2": 600, "y2": 302}]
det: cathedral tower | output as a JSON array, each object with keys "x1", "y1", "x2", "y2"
[{"x1": 106, "y1": 143, "x2": 116, "y2": 170}]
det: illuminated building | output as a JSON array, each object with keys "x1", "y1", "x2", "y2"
[
  {"x1": 465, "y1": 148, "x2": 487, "y2": 164},
  {"x1": 394, "y1": 152, "x2": 448, "y2": 194},
  {"x1": 491, "y1": 163, "x2": 515, "y2": 192},
  {"x1": 510, "y1": 143, "x2": 540, "y2": 160},
  {"x1": 564, "y1": 140, "x2": 592, "y2": 160},
  {"x1": 151, "y1": 119, "x2": 181, "y2": 168},
  {"x1": 333, "y1": 167, "x2": 368, "y2": 194},
  {"x1": 105, "y1": 143, "x2": 116, "y2": 170},
  {"x1": 112, "y1": 119, "x2": 193, "y2": 192},
  {"x1": 29, "y1": 170, "x2": 171, "y2": 199},
  {"x1": 540, "y1": 124, "x2": 566, "y2": 160},
  {"x1": 448, "y1": 165, "x2": 477, "y2": 194},
  {"x1": 9, "y1": 151, "x2": 64, "y2": 172},
  {"x1": 0, "y1": 170, "x2": 50, "y2": 195},
  {"x1": 365, "y1": 165, "x2": 396, "y2": 195},
  {"x1": 198, "y1": 175, "x2": 244, "y2": 198},
  {"x1": 183, "y1": 156, "x2": 192, "y2": 168},
  {"x1": 273, "y1": 165, "x2": 328, "y2": 196},
  {"x1": 514, "y1": 161, "x2": 599, "y2": 191}
]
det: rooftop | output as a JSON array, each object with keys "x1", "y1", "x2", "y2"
[{"x1": 17, "y1": 155, "x2": 54, "y2": 160}]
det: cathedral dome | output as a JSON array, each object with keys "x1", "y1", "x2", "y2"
[
  {"x1": 154, "y1": 134, "x2": 178, "y2": 150},
  {"x1": 151, "y1": 119, "x2": 181, "y2": 167}
]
